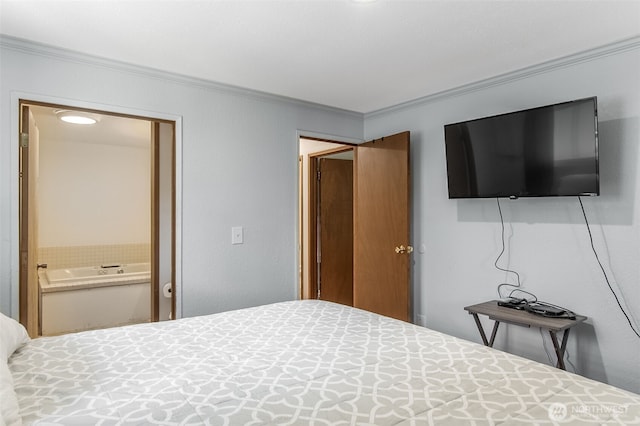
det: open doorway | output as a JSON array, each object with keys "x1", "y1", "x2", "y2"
[
  {"x1": 299, "y1": 138, "x2": 354, "y2": 306},
  {"x1": 18, "y1": 101, "x2": 176, "y2": 337},
  {"x1": 299, "y1": 132, "x2": 412, "y2": 322}
]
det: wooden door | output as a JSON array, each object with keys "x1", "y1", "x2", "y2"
[
  {"x1": 353, "y1": 131, "x2": 410, "y2": 321},
  {"x1": 318, "y1": 158, "x2": 353, "y2": 306},
  {"x1": 19, "y1": 105, "x2": 40, "y2": 336}
]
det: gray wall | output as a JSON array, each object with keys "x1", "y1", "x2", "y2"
[
  {"x1": 364, "y1": 38, "x2": 640, "y2": 393},
  {"x1": 0, "y1": 37, "x2": 363, "y2": 320}
]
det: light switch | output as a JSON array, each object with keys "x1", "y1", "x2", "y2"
[{"x1": 232, "y1": 226, "x2": 243, "y2": 245}]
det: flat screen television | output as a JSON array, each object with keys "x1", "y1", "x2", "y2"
[{"x1": 444, "y1": 97, "x2": 599, "y2": 199}]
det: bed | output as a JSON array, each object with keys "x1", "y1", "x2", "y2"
[{"x1": 2, "y1": 300, "x2": 639, "y2": 425}]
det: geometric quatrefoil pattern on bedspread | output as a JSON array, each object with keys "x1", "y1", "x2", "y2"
[{"x1": 9, "y1": 300, "x2": 640, "y2": 425}]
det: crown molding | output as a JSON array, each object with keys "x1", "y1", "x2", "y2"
[
  {"x1": 3, "y1": 34, "x2": 638, "y2": 119},
  {"x1": 0, "y1": 34, "x2": 363, "y2": 119},
  {"x1": 365, "y1": 35, "x2": 640, "y2": 119}
]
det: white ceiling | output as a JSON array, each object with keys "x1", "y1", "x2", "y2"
[{"x1": 2, "y1": 0, "x2": 639, "y2": 113}]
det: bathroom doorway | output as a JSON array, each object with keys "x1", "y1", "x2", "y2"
[{"x1": 18, "y1": 101, "x2": 176, "y2": 337}]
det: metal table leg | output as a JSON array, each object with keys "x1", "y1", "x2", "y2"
[
  {"x1": 549, "y1": 329, "x2": 570, "y2": 370},
  {"x1": 471, "y1": 313, "x2": 500, "y2": 348}
]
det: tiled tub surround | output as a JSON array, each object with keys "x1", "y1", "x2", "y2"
[{"x1": 38, "y1": 243, "x2": 150, "y2": 270}]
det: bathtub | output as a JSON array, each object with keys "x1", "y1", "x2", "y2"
[
  {"x1": 42, "y1": 263, "x2": 150, "y2": 290},
  {"x1": 39, "y1": 263, "x2": 151, "y2": 336}
]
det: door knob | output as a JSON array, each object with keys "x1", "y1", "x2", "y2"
[{"x1": 395, "y1": 245, "x2": 414, "y2": 254}]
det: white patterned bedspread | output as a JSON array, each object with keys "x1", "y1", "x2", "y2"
[{"x1": 8, "y1": 300, "x2": 640, "y2": 425}]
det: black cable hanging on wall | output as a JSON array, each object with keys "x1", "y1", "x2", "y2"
[
  {"x1": 494, "y1": 198, "x2": 537, "y2": 301},
  {"x1": 578, "y1": 196, "x2": 640, "y2": 339}
]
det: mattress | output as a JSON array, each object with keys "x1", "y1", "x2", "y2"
[{"x1": 8, "y1": 300, "x2": 640, "y2": 425}]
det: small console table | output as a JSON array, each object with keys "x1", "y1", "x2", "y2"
[{"x1": 464, "y1": 300, "x2": 586, "y2": 370}]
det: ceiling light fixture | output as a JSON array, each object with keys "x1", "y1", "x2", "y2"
[{"x1": 55, "y1": 110, "x2": 99, "y2": 125}]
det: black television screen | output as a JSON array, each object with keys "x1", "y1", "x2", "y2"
[{"x1": 444, "y1": 97, "x2": 599, "y2": 199}]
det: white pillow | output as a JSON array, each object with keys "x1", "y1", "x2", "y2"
[
  {"x1": 0, "y1": 361, "x2": 22, "y2": 426},
  {"x1": 0, "y1": 313, "x2": 30, "y2": 362},
  {"x1": 0, "y1": 313, "x2": 28, "y2": 426}
]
